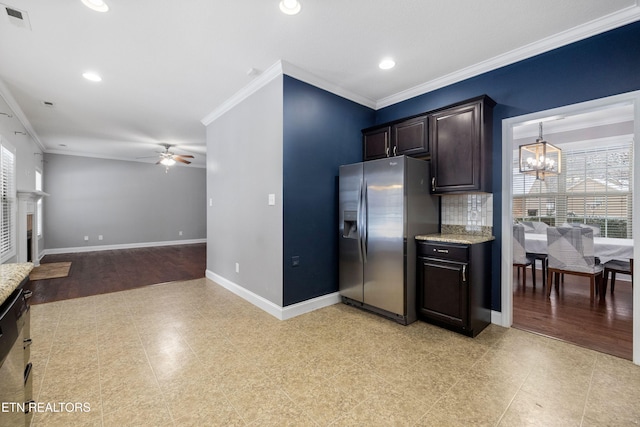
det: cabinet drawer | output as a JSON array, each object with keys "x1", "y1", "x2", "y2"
[{"x1": 417, "y1": 242, "x2": 468, "y2": 262}]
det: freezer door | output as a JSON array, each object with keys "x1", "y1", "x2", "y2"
[
  {"x1": 363, "y1": 157, "x2": 405, "y2": 315},
  {"x1": 339, "y1": 162, "x2": 364, "y2": 302}
]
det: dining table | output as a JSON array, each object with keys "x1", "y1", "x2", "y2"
[{"x1": 524, "y1": 233, "x2": 634, "y2": 264}]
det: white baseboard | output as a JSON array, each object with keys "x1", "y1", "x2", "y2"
[
  {"x1": 205, "y1": 269, "x2": 340, "y2": 320},
  {"x1": 43, "y1": 238, "x2": 206, "y2": 255},
  {"x1": 491, "y1": 310, "x2": 505, "y2": 327},
  {"x1": 281, "y1": 291, "x2": 341, "y2": 320}
]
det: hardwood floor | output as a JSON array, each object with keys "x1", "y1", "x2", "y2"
[
  {"x1": 25, "y1": 243, "x2": 206, "y2": 305},
  {"x1": 512, "y1": 266, "x2": 633, "y2": 360}
]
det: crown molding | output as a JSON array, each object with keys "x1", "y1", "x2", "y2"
[
  {"x1": 280, "y1": 60, "x2": 377, "y2": 109},
  {"x1": 376, "y1": 4, "x2": 640, "y2": 109},
  {"x1": 200, "y1": 60, "x2": 378, "y2": 126},
  {"x1": 201, "y1": 5, "x2": 640, "y2": 118},
  {"x1": 44, "y1": 149, "x2": 206, "y2": 168},
  {"x1": 0, "y1": 77, "x2": 46, "y2": 151},
  {"x1": 201, "y1": 61, "x2": 284, "y2": 126}
]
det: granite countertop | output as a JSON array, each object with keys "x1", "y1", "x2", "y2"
[
  {"x1": 415, "y1": 233, "x2": 495, "y2": 244},
  {"x1": 0, "y1": 262, "x2": 33, "y2": 305}
]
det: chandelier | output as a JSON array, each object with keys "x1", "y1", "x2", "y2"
[{"x1": 519, "y1": 122, "x2": 562, "y2": 181}]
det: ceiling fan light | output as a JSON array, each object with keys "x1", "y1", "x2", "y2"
[
  {"x1": 160, "y1": 157, "x2": 176, "y2": 166},
  {"x1": 279, "y1": 0, "x2": 301, "y2": 15}
]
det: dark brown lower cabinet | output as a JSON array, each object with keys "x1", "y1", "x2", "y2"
[{"x1": 416, "y1": 240, "x2": 491, "y2": 337}]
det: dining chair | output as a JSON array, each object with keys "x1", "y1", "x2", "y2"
[
  {"x1": 546, "y1": 226, "x2": 604, "y2": 300},
  {"x1": 565, "y1": 222, "x2": 601, "y2": 237},
  {"x1": 602, "y1": 258, "x2": 634, "y2": 294},
  {"x1": 518, "y1": 221, "x2": 549, "y2": 287},
  {"x1": 513, "y1": 224, "x2": 537, "y2": 288}
]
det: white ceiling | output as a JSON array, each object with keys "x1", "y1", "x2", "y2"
[{"x1": 0, "y1": 0, "x2": 638, "y2": 168}]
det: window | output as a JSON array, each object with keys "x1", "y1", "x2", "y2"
[
  {"x1": 513, "y1": 140, "x2": 633, "y2": 238},
  {"x1": 35, "y1": 170, "x2": 43, "y2": 237},
  {"x1": 35, "y1": 169, "x2": 42, "y2": 191},
  {"x1": 1, "y1": 140, "x2": 16, "y2": 262}
]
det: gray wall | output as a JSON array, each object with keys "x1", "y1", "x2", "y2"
[
  {"x1": 206, "y1": 77, "x2": 283, "y2": 306},
  {"x1": 43, "y1": 153, "x2": 206, "y2": 250}
]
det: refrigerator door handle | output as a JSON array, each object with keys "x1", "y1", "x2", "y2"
[
  {"x1": 356, "y1": 179, "x2": 364, "y2": 263},
  {"x1": 362, "y1": 180, "x2": 368, "y2": 263}
]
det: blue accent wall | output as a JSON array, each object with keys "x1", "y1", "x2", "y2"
[
  {"x1": 375, "y1": 21, "x2": 640, "y2": 311},
  {"x1": 282, "y1": 76, "x2": 375, "y2": 305}
]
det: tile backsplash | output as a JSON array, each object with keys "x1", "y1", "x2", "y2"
[{"x1": 441, "y1": 193, "x2": 493, "y2": 236}]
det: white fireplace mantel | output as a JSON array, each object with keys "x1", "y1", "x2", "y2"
[{"x1": 16, "y1": 190, "x2": 49, "y2": 265}]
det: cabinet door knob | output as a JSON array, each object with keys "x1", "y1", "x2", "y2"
[
  {"x1": 393, "y1": 145, "x2": 397, "y2": 156},
  {"x1": 431, "y1": 177, "x2": 436, "y2": 192},
  {"x1": 462, "y1": 265, "x2": 467, "y2": 282}
]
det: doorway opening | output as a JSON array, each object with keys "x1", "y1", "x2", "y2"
[{"x1": 501, "y1": 91, "x2": 639, "y2": 364}]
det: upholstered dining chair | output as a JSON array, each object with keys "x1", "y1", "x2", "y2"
[
  {"x1": 523, "y1": 221, "x2": 549, "y2": 234},
  {"x1": 564, "y1": 222, "x2": 602, "y2": 237},
  {"x1": 518, "y1": 221, "x2": 549, "y2": 287},
  {"x1": 602, "y1": 258, "x2": 634, "y2": 294},
  {"x1": 546, "y1": 226, "x2": 604, "y2": 300},
  {"x1": 513, "y1": 224, "x2": 537, "y2": 288}
]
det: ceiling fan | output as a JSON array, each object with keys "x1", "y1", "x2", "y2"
[{"x1": 156, "y1": 143, "x2": 194, "y2": 166}]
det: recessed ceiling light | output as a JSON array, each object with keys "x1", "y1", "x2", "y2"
[
  {"x1": 379, "y1": 58, "x2": 396, "y2": 70},
  {"x1": 82, "y1": 71, "x2": 102, "y2": 82},
  {"x1": 81, "y1": 0, "x2": 109, "y2": 12},
  {"x1": 279, "y1": 0, "x2": 301, "y2": 15}
]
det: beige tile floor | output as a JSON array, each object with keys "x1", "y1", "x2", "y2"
[{"x1": 29, "y1": 278, "x2": 640, "y2": 426}]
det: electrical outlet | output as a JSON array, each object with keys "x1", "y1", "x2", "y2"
[
  {"x1": 235, "y1": 263, "x2": 239, "y2": 273},
  {"x1": 179, "y1": 231, "x2": 183, "y2": 236},
  {"x1": 84, "y1": 236, "x2": 89, "y2": 241},
  {"x1": 268, "y1": 194, "x2": 275, "y2": 205},
  {"x1": 98, "y1": 235, "x2": 103, "y2": 241},
  {"x1": 292, "y1": 256, "x2": 300, "y2": 267}
]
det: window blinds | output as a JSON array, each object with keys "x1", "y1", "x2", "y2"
[
  {"x1": 513, "y1": 141, "x2": 633, "y2": 238},
  {"x1": 1, "y1": 143, "x2": 16, "y2": 261}
]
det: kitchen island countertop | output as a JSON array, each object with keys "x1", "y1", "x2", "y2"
[
  {"x1": 415, "y1": 233, "x2": 495, "y2": 245},
  {"x1": 0, "y1": 262, "x2": 33, "y2": 305}
]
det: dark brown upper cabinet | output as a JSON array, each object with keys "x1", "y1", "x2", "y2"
[
  {"x1": 363, "y1": 115, "x2": 429, "y2": 161},
  {"x1": 429, "y1": 95, "x2": 495, "y2": 194},
  {"x1": 393, "y1": 115, "x2": 429, "y2": 157},
  {"x1": 363, "y1": 126, "x2": 391, "y2": 160}
]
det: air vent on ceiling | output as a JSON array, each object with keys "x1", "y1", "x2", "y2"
[
  {"x1": 2, "y1": 4, "x2": 31, "y2": 30},
  {"x1": 6, "y1": 6, "x2": 21, "y2": 19}
]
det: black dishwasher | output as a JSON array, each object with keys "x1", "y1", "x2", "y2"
[
  {"x1": 0, "y1": 287, "x2": 29, "y2": 425},
  {"x1": 416, "y1": 240, "x2": 491, "y2": 337}
]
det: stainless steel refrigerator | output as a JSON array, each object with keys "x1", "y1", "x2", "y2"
[{"x1": 339, "y1": 156, "x2": 439, "y2": 325}]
